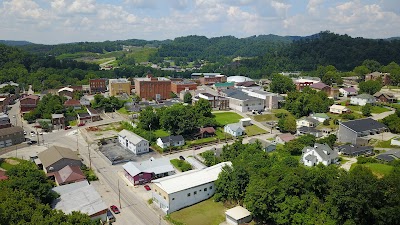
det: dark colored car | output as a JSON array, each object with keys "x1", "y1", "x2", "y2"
[
  {"x1": 195, "y1": 146, "x2": 201, "y2": 150},
  {"x1": 64, "y1": 126, "x2": 72, "y2": 130},
  {"x1": 144, "y1": 185, "x2": 151, "y2": 191},
  {"x1": 179, "y1": 156, "x2": 185, "y2": 161},
  {"x1": 78, "y1": 123, "x2": 85, "y2": 127},
  {"x1": 110, "y1": 205, "x2": 120, "y2": 214}
]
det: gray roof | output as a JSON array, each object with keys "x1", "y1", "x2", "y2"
[
  {"x1": 297, "y1": 126, "x2": 320, "y2": 134},
  {"x1": 301, "y1": 117, "x2": 319, "y2": 124},
  {"x1": 38, "y1": 146, "x2": 80, "y2": 169},
  {"x1": 376, "y1": 154, "x2": 396, "y2": 162},
  {"x1": 222, "y1": 89, "x2": 260, "y2": 101},
  {"x1": 353, "y1": 93, "x2": 375, "y2": 100},
  {"x1": 340, "y1": 118, "x2": 387, "y2": 133},
  {"x1": 122, "y1": 157, "x2": 175, "y2": 177},
  {"x1": 305, "y1": 154, "x2": 317, "y2": 161},
  {"x1": 0, "y1": 126, "x2": 23, "y2": 137},
  {"x1": 304, "y1": 143, "x2": 338, "y2": 162},
  {"x1": 225, "y1": 123, "x2": 245, "y2": 132},
  {"x1": 248, "y1": 138, "x2": 274, "y2": 149},
  {"x1": 52, "y1": 114, "x2": 64, "y2": 119},
  {"x1": 159, "y1": 135, "x2": 184, "y2": 144},
  {"x1": 118, "y1": 129, "x2": 148, "y2": 144},
  {"x1": 337, "y1": 145, "x2": 373, "y2": 156}
]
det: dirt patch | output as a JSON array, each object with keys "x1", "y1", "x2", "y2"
[{"x1": 5, "y1": 159, "x2": 20, "y2": 165}]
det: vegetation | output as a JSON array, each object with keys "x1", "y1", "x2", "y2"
[
  {"x1": 270, "y1": 74, "x2": 296, "y2": 94},
  {"x1": 277, "y1": 114, "x2": 296, "y2": 133},
  {"x1": 213, "y1": 112, "x2": 243, "y2": 126},
  {"x1": 170, "y1": 159, "x2": 192, "y2": 172},
  {"x1": 362, "y1": 103, "x2": 372, "y2": 116},
  {"x1": 244, "y1": 125, "x2": 266, "y2": 136},
  {"x1": 0, "y1": 161, "x2": 96, "y2": 224},
  {"x1": 167, "y1": 198, "x2": 226, "y2": 225},
  {"x1": 381, "y1": 109, "x2": 400, "y2": 133},
  {"x1": 183, "y1": 92, "x2": 192, "y2": 104},
  {"x1": 213, "y1": 140, "x2": 400, "y2": 225},
  {"x1": 359, "y1": 80, "x2": 383, "y2": 95},
  {"x1": 23, "y1": 94, "x2": 65, "y2": 122},
  {"x1": 81, "y1": 165, "x2": 98, "y2": 181},
  {"x1": 91, "y1": 94, "x2": 125, "y2": 112},
  {"x1": 201, "y1": 150, "x2": 220, "y2": 167}
]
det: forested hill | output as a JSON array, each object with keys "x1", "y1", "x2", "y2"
[
  {"x1": 237, "y1": 31, "x2": 400, "y2": 72},
  {"x1": 0, "y1": 40, "x2": 32, "y2": 46}
]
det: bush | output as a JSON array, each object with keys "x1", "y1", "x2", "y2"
[
  {"x1": 170, "y1": 159, "x2": 192, "y2": 172},
  {"x1": 342, "y1": 113, "x2": 356, "y2": 120},
  {"x1": 323, "y1": 119, "x2": 330, "y2": 126},
  {"x1": 147, "y1": 198, "x2": 153, "y2": 204}
]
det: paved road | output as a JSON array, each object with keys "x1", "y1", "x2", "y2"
[
  {"x1": 186, "y1": 157, "x2": 206, "y2": 169},
  {"x1": 371, "y1": 109, "x2": 395, "y2": 120}
]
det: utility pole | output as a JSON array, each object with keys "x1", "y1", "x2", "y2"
[
  {"x1": 88, "y1": 141, "x2": 92, "y2": 169},
  {"x1": 76, "y1": 129, "x2": 79, "y2": 153},
  {"x1": 36, "y1": 128, "x2": 40, "y2": 145},
  {"x1": 118, "y1": 179, "x2": 121, "y2": 209}
]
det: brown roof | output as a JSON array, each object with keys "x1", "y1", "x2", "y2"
[
  {"x1": 199, "y1": 127, "x2": 216, "y2": 134},
  {"x1": 236, "y1": 81, "x2": 257, "y2": 87},
  {"x1": 374, "y1": 92, "x2": 396, "y2": 100},
  {"x1": 277, "y1": 133, "x2": 295, "y2": 142},
  {"x1": 54, "y1": 165, "x2": 86, "y2": 185},
  {"x1": 0, "y1": 126, "x2": 23, "y2": 137},
  {"x1": 38, "y1": 146, "x2": 80, "y2": 169},
  {"x1": 21, "y1": 95, "x2": 39, "y2": 100},
  {"x1": 64, "y1": 99, "x2": 81, "y2": 107}
]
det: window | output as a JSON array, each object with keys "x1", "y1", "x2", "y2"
[
  {"x1": 204, "y1": 188, "x2": 207, "y2": 191},
  {"x1": 210, "y1": 186, "x2": 213, "y2": 190},
  {"x1": 172, "y1": 198, "x2": 175, "y2": 200},
  {"x1": 187, "y1": 193, "x2": 191, "y2": 197},
  {"x1": 163, "y1": 196, "x2": 166, "y2": 199},
  {"x1": 194, "y1": 191, "x2": 197, "y2": 195}
]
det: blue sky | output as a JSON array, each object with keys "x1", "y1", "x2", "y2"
[{"x1": 0, "y1": 0, "x2": 399, "y2": 44}]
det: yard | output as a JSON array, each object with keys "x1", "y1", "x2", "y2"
[
  {"x1": 371, "y1": 139, "x2": 395, "y2": 148},
  {"x1": 188, "y1": 128, "x2": 230, "y2": 146},
  {"x1": 213, "y1": 112, "x2": 243, "y2": 126},
  {"x1": 252, "y1": 113, "x2": 277, "y2": 122},
  {"x1": 170, "y1": 159, "x2": 192, "y2": 172},
  {"x1": 117, "y1": 107, "x2": 130, "y2": 115},
  {"x1": 154, "y1": 129, "x2": 170, "y2": 138},
  {"x1": 0, "y1": 158, "x2": 23, "y2": 170},
  {"x1": 245, "y1": 125, "x2": 266, "y2": 136},
  {"x1": 345, "y1": 105, "x2": 390, "y2": 114},
  {"x1": 351, "y1": 163, "x2": 394, "y2": 178},
  {"x1": 167, "y1": 198, "x2": 226, "y2": 225}
]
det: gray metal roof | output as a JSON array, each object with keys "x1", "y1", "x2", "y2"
[
  {"x1": 305, "y1": 154, "x2": 317, "y2": 161},
  {"x1": 340, "y1": 118, "x2": 387, "y2": 133},
  {"x1": 122, "y1": 157, "x2": 175, "y2": 177},
  {"x1": 304, "y1": 143, "x2": 338, "y2": 162},
  {"x1": 159, "y1": 135, "x2": 184, "y2": 144},
  {"x1": 118, "y1": 129, "x2": 148, "y2": 144},
  {"x1": 337, "y1": 145, "x2": 373, "y2": 155},
  {"x1": 353, "y1": 93, "x2": 375, "y2": 100},
  {"x1": 225, "y1": 123, "x2": 245, "y2": 132}
]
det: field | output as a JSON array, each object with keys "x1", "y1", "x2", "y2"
[
  {"x1": 167, "y1": 198, "x2": 226, "y2": 225},
  {"x1": 0, "y1": 158, "x2": 23, "y2": 170},
  {"x1": 351, "y1": 163, "x2": 394, "y2": 178},
  {"x1": 371, "y1": 139, "x2": 395, "y2": 148},
  {"x1": 245, "y1": 125, "x2": 266, "y2": 136},
  {"x1": 345, "y1": 105, "x2": 390, "y2": 114},
  {"x1": 125, "y1": 46, "x2": 158, "y2": 63},
  {"x1": 153, "y1": 129, "x2": 170, "y2": 138},
  {"x1": 189, "y1": 128, "x2": 229, "y2": 145},
  {"x1": 252, "y1": 113, "x2": 277, "y2": 122},
  {"x1": 213, "y1": 112, "x2": 243, "y2": 126}
]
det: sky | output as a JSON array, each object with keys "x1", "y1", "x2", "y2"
[{"x1": 0, "y1": 0, "x2": 399, "y2": 44}]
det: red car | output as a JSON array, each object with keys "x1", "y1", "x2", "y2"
[
  {"x1": 110, "y1": 205, "x2": 120, "y2": 214},
  {"x1": 64, "y1": 126, "x2": 72, "y2": 130},
  {"x1": 78, "y1": 123, "x2": 85, "y2": 127},
  {"x1": 144, "y1": 185, "x2": 151, "y2": 191}
]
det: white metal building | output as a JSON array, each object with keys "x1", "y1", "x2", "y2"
[
  {"x1": 118, "y1": 129, "x2": 149, "y2": 155},
  {"x1": 225, "y1": 206, "x2": 252, "y2": 225},
  {"x1": 151, "y1": 162, "x2": 232, "y2": 214}
]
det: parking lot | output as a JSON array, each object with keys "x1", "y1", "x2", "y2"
[{"x1": 99, "y1": 138, "x2": 161, "y2": 165}]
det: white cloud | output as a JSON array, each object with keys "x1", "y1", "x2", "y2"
[
  {"x1": 68, "y1": 0, "x2": 96, "y2": 14},
  {"x1": 3, "y1": 0, "x2": 46, "y2": 19}
]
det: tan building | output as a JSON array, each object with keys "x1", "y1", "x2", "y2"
[
  {"x1": 365, "y1": 72, "x2": 391, "y2": 85},
  {"x1": 134, "y1": 74, "x2": 171, "y2": 100},
  {"x1": 109, "y1": 78, "x2": 131, "y2": 96}
]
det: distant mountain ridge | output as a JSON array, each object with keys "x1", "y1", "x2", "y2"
[{"x1": 0, "y1": 40, "x2": 33, "y2": 46}]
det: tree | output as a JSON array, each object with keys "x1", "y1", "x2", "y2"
[
  {"x1": 270, "y1": 74, "x2": 296, "y2": 94},
  {"x1": 183, "y1": 92, "x2": 192, "y2": 104},
  {"x1": 138, "y1": 107, "x2": 159, "y2": 130},
  {"x1": 358, "y1": 80, "x2": 382, "y2": 95},
  {"x1": 193, "y1": 98, "x2": 212, "y2": 118},
  {"x1": 362, "y1": 59, "x2": 381, "y2": 73},
  {"x1": 361, "y1": 103, "x2": 372, "y2": 116},
  {"x1": 170, "y1": 92, "x2": 177, "y2": 99},
  {"x1": 278, "y1": 114, "x2": 296, "y2": 133},
  {"x1": 353, "y1": 65, "x2": 371, "y2": 81},
  {"x1": 316, "y1": 134, "x2": 337, "y2": 148}
]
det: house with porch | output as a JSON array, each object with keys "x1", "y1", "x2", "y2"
[
  {"x1": 301, "y1": 143, "x2": 339, "y2": 167},
  {"x1": 156, "y1": 135, "x2": 185, "y2": 149}
]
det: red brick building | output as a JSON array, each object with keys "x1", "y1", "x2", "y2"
[
  {"x1": 134, "y1": 74, "x2": 171, "y2": 100},
  {"x1": 20, "y1": 95, "x2": 39, "y2": 114},
  {"x1": 199, "y1": 75, "x2": 226, "y2": 85},
  {"x1": 171, "y1": 81, "x2": 197, "y2": 94},
  {"x1": 89, "y1": 78, "x2": 107, "y2": 93}
]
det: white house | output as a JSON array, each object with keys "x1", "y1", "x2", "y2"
[
  {"x1": 301, "y1": 143, "x2": 339, "y2": 167},
  {"x1": 275, "y1": 133, "x2": 295, "y2": 144},
  {"x1": 156, "y1": 135, "x2": 185, "y2": 149},
  {"x1": 151, "y1": 162, "x2": 232, "y2": 214},
  {"x1": 224, "y1": 123, "x2": 245, "y2": 137},
  {"x1": 225, "y1": 206, "x2": 252, "y2": 225},
  {"x1": 118, "y1": 129, "x2": 149, "y2": 155},
  {"x1": 350, "y1": 93, "x2": 376, "y2": 106},
  {"x1": 329, "y1": 105, "x2": 350, "y2": 114},
  {"x1": 311, "y1": 113, "x2": 330, "y2": 123},
  {"x1": 296, "y1": 117, "x2": 319, "y2": 128},
  {"x1": 339, "y1": 87, "x2": 358, "y2": 97},
  {"x1": 80, "y1": 96, "x2": 91, "y2": 106}
]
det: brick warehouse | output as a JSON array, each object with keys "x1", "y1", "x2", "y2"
[
  {"x1": 89, "y1": 78, "x2": 107, "y2": 93},
  {"x1": 134, "y1": 74, "x2": 171, "y2": 100},
  {"x1": 171, "y1": 81, "x2": 197, "y2": 94}
]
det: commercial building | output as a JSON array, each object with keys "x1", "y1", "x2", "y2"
[
  {"x1": 338, "y1": 118, "x2": 388, "y2": 145},
  {"x1": 0, "y1": 113, "x2": 11, "y2": 129},
  {"x1": 52, "y1": 180, "x2": 108, "y2": 222},
  {"x1": 192, "y1": 93, "x2": 229, "y2": 110},
  {"x1": 134, "y1": 74, "x2": 171, "y2": 100},
  {"x1": 152, "y1": 162, "x2": 232, "y2": 214},
  {"x1": 221, "y1": 89, "x2": 265, "y2": 113},
  {"x1": 309, "y1": 82, "x2": 339, "y2": 98},
  {"x1": 109, "y1": 78, "x2": 132, "y2": 96},
  {"x1": 0, "y1": 126, "x2": 24, "y2": 148},
  {"x1": 171, "y1": 81, "x2": 197, "y2": 94},
  {"x1": 242, "y1": 89, "x2": 284, "y2": 110},
  {"x1": 37, "y1": 146, "x2": 82, "y2": 173},
  {"x1": 51, "y1": 114, "x2": 65, "y2": 130},
  {"x1": 118, "y1": 129, "x2": 149, "y2": 155},
  {"x1": 122, "y1": 157, "x2": 175, "y2": 185},
  {"x1": 294, "y1": 77, "x2": 320, "y2": 91},
  {"x1": 20, "y1": 95, "x2": 39, "y2": 114},
  {"x1": 89, "y1": 78, "x2": 107, "y2": 93}
]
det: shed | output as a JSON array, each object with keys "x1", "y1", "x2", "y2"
[
  {"x1": 240, "y1": 118, "x2": 252, "y2": 127},
  {"x1": 225, "y1": 206, "x2": 252, "y2": 225}
]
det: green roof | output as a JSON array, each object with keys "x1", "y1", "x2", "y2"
[
  {"x1": 214, "y1": 82, "x2": 235, "y2": 87},
  {"x1": 313, "y1": 113, "x2": 329, "y2": 119}
]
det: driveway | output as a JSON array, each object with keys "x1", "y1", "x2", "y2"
[
  {"x1": 186, "y1": 157, "x2": 206, "y2": 169},
  {"x1": 371, "y1": 109, "x2": 395, "y2": 121},
  {"x1": 340, "y1": 156, "x2": 357, "y2": 171}
]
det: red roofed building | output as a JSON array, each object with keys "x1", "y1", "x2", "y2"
[
  {"x1": 63, "y1": 99, "x2": 82, "y2": 110},
  {"x1": 20, "y1": 95, "x2": 39, "y2": 114},
  {"x1": 53, "y1": 165, "x2": 86, "y2": 186}
]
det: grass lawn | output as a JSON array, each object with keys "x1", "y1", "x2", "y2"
[
  {"x1": 167, "y1": 198, "x2": 226, "y2": 225},
  {"x1": 271, "y1": 109, "x2": 290, "y2": 114},
  {"x1": 117, "y1": 107, "x2": 130, "y2": 115},
  {"x1": 0, "y1": 158, "x2": 23, "y2": 170},
  {"x1": 213, "y1": 112, "x2": 243, "y2": 126},
  {"x1": 372, "y1": 139, "x2": 395, "y2": 148},
  {"x1": 352, "y1": 163, "x2": 394, "y2": 178},
  {"x1": 252, "y1": 113, "x2": 277, "y2": 122},
  {"x1": 154, "y1": 129, "x2": 170, "y2": 138},
  {"x1": 245, "y1": 125, "x2": 266, "y2": 136},
  {"x1": 69, "y1": 120, "x2": 77, "y2": 126},
  {"x1": 346, "y1": 105, "x2": 362, "y2": 112},
  {"x1": 371, "y1": 106, "x2": 390, "y2": 114},
  {"x1": 189, "y1": 128, "x2": 230, "y2": 145},
  {"x1": 170, "y1": 159, "x2": 192, "y2": 172}
]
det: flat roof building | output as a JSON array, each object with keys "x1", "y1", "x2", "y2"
[{"x1": 134, "y1": 74, "x2": 171, "y2": 100}]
